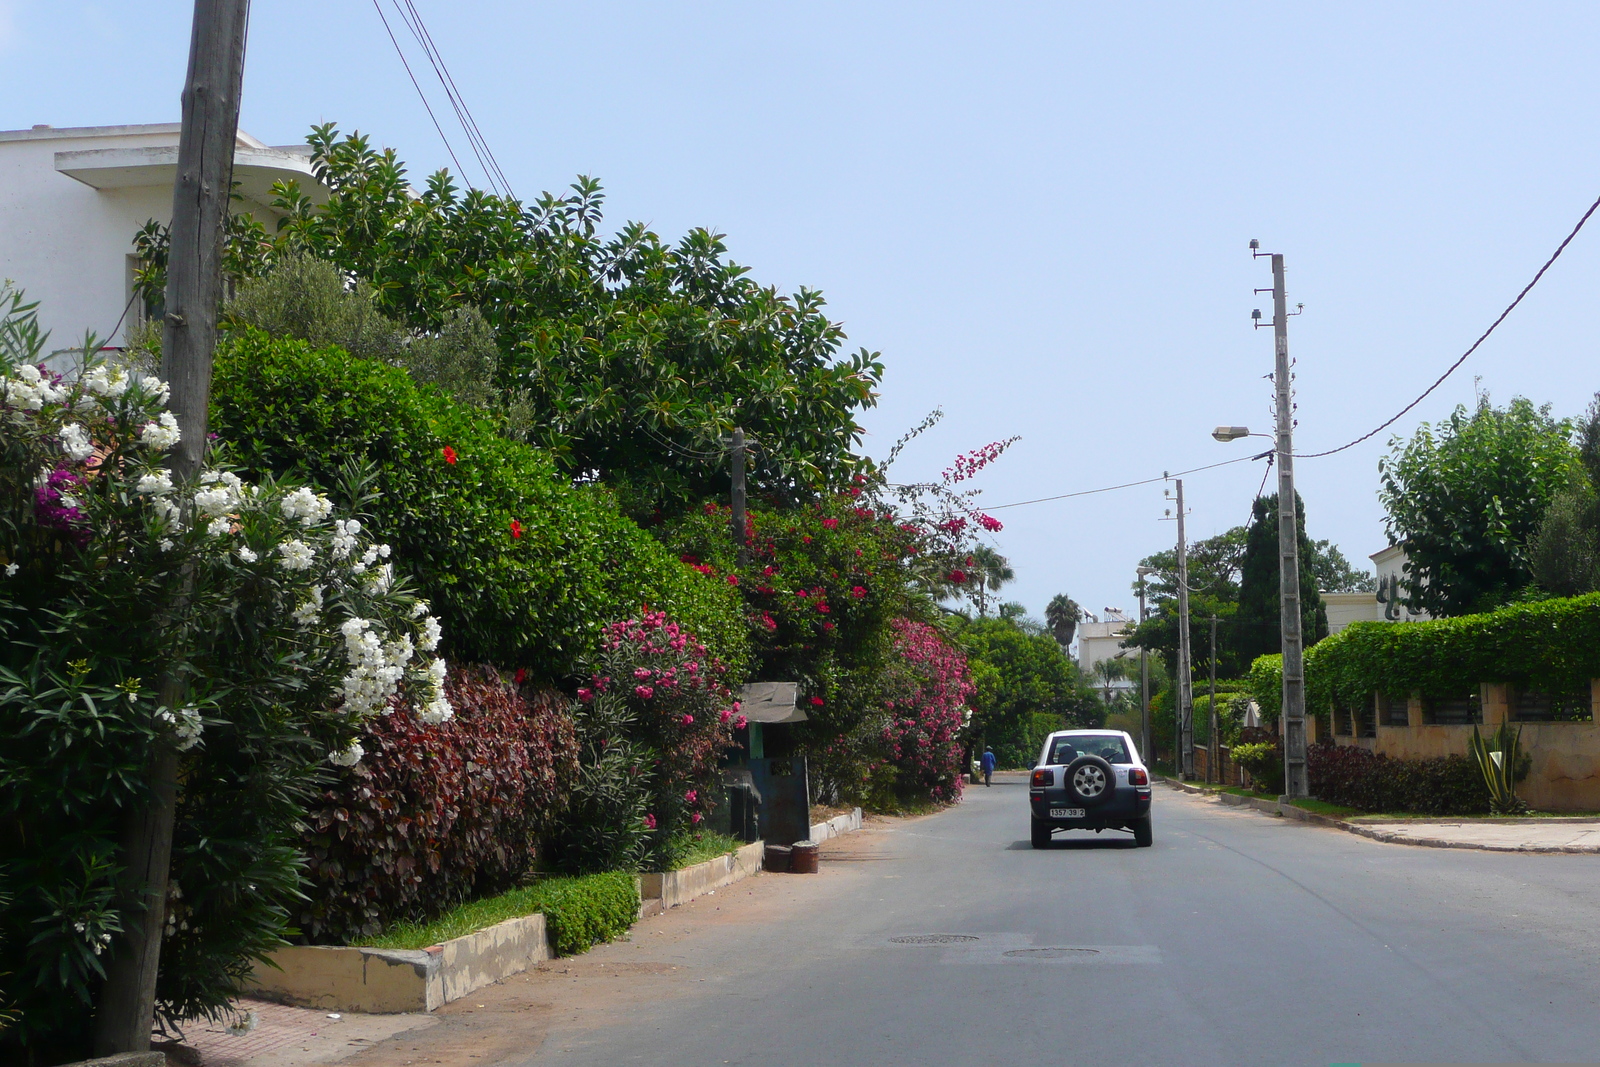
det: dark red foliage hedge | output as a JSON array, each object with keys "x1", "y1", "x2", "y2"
[
  {"x1": 297, "y1": 666, "x2": 580, "y2": 943},
  {"x1": 1308, "y1": 742, "x2": 1489, "y2": 816}
]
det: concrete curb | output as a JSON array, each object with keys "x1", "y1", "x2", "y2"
[
  {"x1": 641, "y1": 840, "x2": 765, "y2": 910},
  {"x1": 56, "y1": 1055, "x2": 166, "y2": 1067},
  {"x1": 808, "y1": 807, "x2": 865, "y2": 843},
  {"x1": 247, "y1": 912, "x2": 552, "y2": 1013},
  {"x1": 1157, "y1": 776, "x2": 1600, "y2": 854}
]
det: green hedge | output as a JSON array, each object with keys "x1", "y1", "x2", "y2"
[
  {"x1": 210, "y1": 330, "x2": 750, "y2": 679},
  {"x1": 1244, "y1": 593, "x2": 1600, "y2": 716},
  {"x1": 534, "y1": 872, "x2": 641, "y2": 955}
]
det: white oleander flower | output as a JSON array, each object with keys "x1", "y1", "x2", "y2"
[
  {"x1": 139, "y1": 412, "x2": 181, "y2": 450},
  {"x1": 207, "y1": 517, "x2": 232, "y2": 538},
  {"x1": 277, "y1": 539, "x2": 314, "y2": 571},
  {"x1": 237, "y1": 546, "x2": 258, "y2": 563},
  {"x1": 280, "y1": 487, "x2": 333, "y2": 526},
  {"x1": 419, "y1": 694, "x2": 454, "y2": 724},
  {"x1": 329, "y1": 741, "x2": 365, "y2": 768},
  {"x1": 158, "y1": 538, "x2": 175, "y2": 552},
  {"x1": 59, "y1": 423, "x2": 93, "y2": 462},
  {"x1": 3, "y1": 563, "x2": 17, "y2": 577},
  {"x1": 133, "y1": 373, "x2": 171, "y2": 404},
  {"x1": 329, "y1": 518, "x2": 360, "y2": 561},
  {"x1": 82, "y1": 365, "x2": 130, "y2": 398},
  {"x1": 137, "y1": 471, "x2": 174, "y2": 496},
  {"x1": 292, "y1": 584, "x2": 324, "y2": 627},
  {"x1": 419, "y1": 615, "x2": 443, "y2": 652}
]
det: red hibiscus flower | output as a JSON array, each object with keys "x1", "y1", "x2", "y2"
[{"x1": 442, "y1": 446, "x2": 458, "y2": 465}]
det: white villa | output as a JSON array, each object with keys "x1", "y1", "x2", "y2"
[{"x1": 0, "y1": 122, "x2": 326, "y2": 357}]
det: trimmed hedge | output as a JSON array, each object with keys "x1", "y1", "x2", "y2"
[
  {"x1": 534, "y1": 871, "x2": 641, "y2": 955},
  {"x1": 1308, "y1": 742, "x2": 1489, "y2": 815},
  {"x1": 298, "y1": 667, "x2": 579, "y2": 944},
  {"x1": 1246, "y1": 593, "x2": 1600, "y2": 720},
  {"x1": 209, "y1": 329, "x2": 750, "y2": 679}
]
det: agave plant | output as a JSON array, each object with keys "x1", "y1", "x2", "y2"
[{"x1": 1468, "y1": 721, "x2": 1529, "y2": 815}]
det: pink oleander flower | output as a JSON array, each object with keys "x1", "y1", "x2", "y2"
[
  {"x1": 685, "y1": 789, "x2": 698, "y2": 803},
  {"x1": 634, "y1": 667, "x2": 653, "y2": 679},
  {"x1": 577, "y1": 687, "x2": 594, "y2": 701},
  {"x1": 735, "y1": 715, "x2": 748, "y2": 729},
  {"x1": 680, "y1": 713, "x2": 694, "y2": 725},
  {"x1": 691, "y1": 812, "x2": 703, "y2": 824},
  {"x1": 644, "y1": 813, "x2": 657, "y2": 830},
  {"x1": 635, "y1": 685, "x2": 655, "y2": 699}
]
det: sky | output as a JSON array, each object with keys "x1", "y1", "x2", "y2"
[{"x1": 5, "y1": 2, "x2": 1600, "y2": 624}]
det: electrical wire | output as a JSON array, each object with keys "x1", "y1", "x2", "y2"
[
  {"x1": 370, "y1": 0, "x2": 470, "y2": 183},
  {"x1": 392, "y1": 0, "x2": 515, "y2": 200},
  {"x1": 985, "y1": 452, "x2": 1270, "y2": 511},
  {"x1": 1295, "y1": 188, "x2": 1600, "y2": 459}
]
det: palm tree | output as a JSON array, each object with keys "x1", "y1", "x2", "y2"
[
  {"x1": 968, "y1": 545, "x2": 1014, "y2": 616},
  {"x1": 1093, "y1": 656, "x2": 1130, "y2": 704},
  {"x1": 1045, "y1": 594, "x2": 1082, "y2": 647}
]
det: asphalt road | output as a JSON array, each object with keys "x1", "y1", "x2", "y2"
[{"x1": 472, "y1": 775, "x2": 1600, "y2": 1066}]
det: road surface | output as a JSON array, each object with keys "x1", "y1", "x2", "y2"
[{"x1": 358, "y1": 774, "x2": 1600, "y2": 1066}]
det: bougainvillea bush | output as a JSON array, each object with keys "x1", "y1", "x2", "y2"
[
  {"x1": 544, "y1": 612, "x2": 741, "y2": 873},
  {"x1": 871, "y1": 619, "x2": 972, "y2": 806},
  {"x1": 209, "y1": 329, "x2": 750, "y2": 678},
  {"x1": 297, "y1": 667, "x2": 579, "y2": 944},
  {"x1": 0, "y1": 290, "x2": 450, "y2": 1057}
]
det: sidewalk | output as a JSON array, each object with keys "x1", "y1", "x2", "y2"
[{"x1": 1160, "y1": 777, "x2": 1600, "y2": 854}]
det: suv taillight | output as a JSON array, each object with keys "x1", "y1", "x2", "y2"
[
  {"x1": 1030, "y1": 769, "x2": 1051, "y2": 788},
  {"x1": 1128, "y1": 767, "x2": 1149, "y2": 786}
]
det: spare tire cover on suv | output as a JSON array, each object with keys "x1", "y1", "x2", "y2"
[{"x1": 1064, "y1": 754, "x2": 1116, "y2": 807}]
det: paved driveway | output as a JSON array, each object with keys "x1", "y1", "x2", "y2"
[{"x1": 349, "y1": 773, "x2": 1600, "y2": 1066}]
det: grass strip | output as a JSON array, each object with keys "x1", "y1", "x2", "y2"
[
  {"x1": 670, "y1": 831, "x2": 745, "y2": 870},
  {"x1": 364, "y1": 871, "x2": 640, "y2": 956}
]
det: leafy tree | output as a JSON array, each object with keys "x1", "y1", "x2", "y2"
[
  {"x1": 1125, "y1": 526, "x2": 1246, "y2": 679},
  {"x1": 1380, "y1": 396, "x2": 1580, "y2": 616},
  {"x1": 139, "y1": 127, "x2": 884, "y2": 517},
  {"x1": 1308, "y1": 539, "x2": 1375, "y2": 593},
  {"x1": 1092, "y1": 655, "x2": 1131, "y2": 703},
  {"x1": 965, "y1": 544, "x2": 1014, "y2": 616},
  {"x1": 1235, "y1": 492, "x2": 1330, "y2": 666},
  {"x1": 1530, "y1": 394, "x2": 1600, "y2": 598},
  {"x1": 1044, "y1": 593, "x2": 1082, "y2": 647},
  {"x1": 954, "y1": 616, "x2": 1100, "y2": 768}
]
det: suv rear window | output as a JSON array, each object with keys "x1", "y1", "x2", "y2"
[{"x1": 1047, "y1": 735, "x2": 1131, "y2": 766}]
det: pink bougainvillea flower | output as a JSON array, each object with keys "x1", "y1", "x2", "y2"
[
  {"x1": 726, "y1": 574, "x2": 739, "y2": 586},
  {"x1": 802, "y1": 535, "x2": 813, "y2": 544},
  {"x1": 948, "y1": 569, "x2": 967, "y2": 583},
  {"x1": 816, "y1": 602, "x2": 830, "y2": 614},
  {"x1": 510, "y1": 519, "x2": 523, "y2": 539},
  {"x1": 644, "y1": 813, "x2": 657, "y2": 830},
  {"x1": 978, "y1": 513, "x2": 1004, "y2": 532},
  {"x1": 635, "y1": 685, "x2": 655, "y2": 699},
  {"x1": 821, "y1": 518, "x2": 839, "y2": 529},
  {"x1": 442, "y1": 445, "x2": 458, "y2": 465},
  {"x1": 850, "y1": 585, "x2": 867, "y2": 598},
  {"x1": 762, "y1": 565, "x2": 776, "y2": 577},
  {"x1": 823, "y1": 621, "x2": 835, "y2": 631},
  {"x1": 720, "y1": 708, "x2": 733, "y2": 723},
  {"x1": 810, "y1": 696, "x2": 825, "y2": 707},
  {"x1": 514, "y1": 668, "x2": 526, "y2": 684},
  {"x1": 735, "y1": 715, "x2": 748, "y2": 730}
]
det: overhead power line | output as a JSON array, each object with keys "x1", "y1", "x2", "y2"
[
  {"x1": 370, "y1": 0, "x2": 469, "y2": 182},
  {"x1": 986, "y1": 452, "x2": 1269, "y2": 512},
  {"x1": 1295, "y1": 188, "x2": 1600, "y2": 459}
]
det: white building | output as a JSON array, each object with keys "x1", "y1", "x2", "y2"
[
  {"x1": 1323, "y1": 544, "x2": 1430, "y2": 635},
  {"x1": 0, "y1": 123, "x2": 325, "y2": 354},
  {"x1": 1076, "y1": 608, "x2": 1137, "y2": 697}
]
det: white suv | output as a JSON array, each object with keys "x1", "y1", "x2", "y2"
[{"x1": 1028, "y1": 729, "x2": 1153, "y2": 848}]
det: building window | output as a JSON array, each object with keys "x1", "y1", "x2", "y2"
[
  {"x1": 1513, "y1": 686, "x2": 1593, "y2": 723},
  {"x1": 1423, "y1": 690, "x2": 1482, "y2": 726}
]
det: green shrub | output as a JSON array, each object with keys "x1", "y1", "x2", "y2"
[
  {"x1": 1231, "y1": 740, "x2": 1285, "y2": 794},
  {"x1": 1246, "y1": 593, "x2": 1600, "y2": 720},
  {"x1": 364, "y1": 870, "x2": 640, "y2": 956},
  {"x1": 532, "y1": 872, "x2": 640, "y2": 956},
  {"x1": 210, "y1": 329, "x2": 750, "y2": 679}
]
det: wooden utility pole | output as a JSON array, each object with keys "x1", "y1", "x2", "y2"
[
  {"x1": 93, "y1": 0, "x2": 250, "y2": 1053},
  {"x1": 730, "y1": 427, "x2": 747, "y2": 567},
  {"x1": 1174, "y1": 479, "x2": 1194, "y2": 779},
  {"x1": 1137, "y1": 570, "x2": 1152, "y2": 765}
]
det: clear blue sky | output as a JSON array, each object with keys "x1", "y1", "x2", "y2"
[{"x1": 6, "y1": 2, "x2": 1600, "y2": 626}]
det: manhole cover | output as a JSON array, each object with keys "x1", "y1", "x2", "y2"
[
  {"x1": 888, "y1": 934, "x2": 980, "y2": 945},
  {"x1": 1003, "y1": 948, "x2": 1100, "y2": 959}
]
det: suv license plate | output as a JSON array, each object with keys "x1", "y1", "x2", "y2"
[{"x1": 1050, "y1": 807, "x2": 1085, "y2": 819}]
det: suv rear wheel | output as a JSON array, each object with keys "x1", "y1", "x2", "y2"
[{"x1": 1031, "y1": 819, "x2": 1052, "y2": 848}]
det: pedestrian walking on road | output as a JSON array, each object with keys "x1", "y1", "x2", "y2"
[{"x1": 980, "y1": 747, "x2": 996, "y2": 787}]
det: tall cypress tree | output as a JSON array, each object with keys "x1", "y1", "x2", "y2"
[{"x1": 1235, "y1": 492, "x2": 1329, "y2": 667}]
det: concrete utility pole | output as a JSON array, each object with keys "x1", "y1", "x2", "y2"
[
  {"x1": 1136, "y1": 567, "x2": 1154, "y2": 764},
  {"x1": 1208, "y1": 614, "x2": 1219, "y2": 785},
  {"x1": 1174, "y1": 478, "x2": 1195, "y2": 779},
  {"x1": 1266, "y1": 251, "x2": 1308, "y2": 799},
  {"x1": 730, "y1": 427, "x2": 748, "y2": 567},
  {"x1": 93, "y1": 0, "x2": 251, "y2": 1054}
]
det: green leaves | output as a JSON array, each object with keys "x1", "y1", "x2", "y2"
[{"x1": 1380, "y1": 396, "x2": 1581, "y2": 617}]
